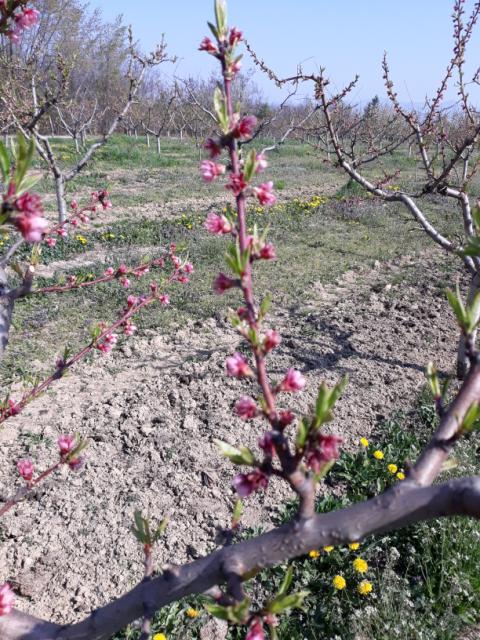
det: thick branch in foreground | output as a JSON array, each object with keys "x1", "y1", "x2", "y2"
[{"x1": 1, "y1": 476, "x2": 480, "y2": 640}]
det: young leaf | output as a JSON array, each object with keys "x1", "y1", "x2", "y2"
[
  {"x1": 214, "y1": 439, "x2": 255, "y2": 465},
  {"x1": 266, "y1": 591, "x2": 309, "y2": 614},
  {"x1": 0, "y1": 140, "x2": 10, "y2": 182}
]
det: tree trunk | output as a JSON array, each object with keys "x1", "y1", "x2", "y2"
[
  {"x1": 54, "y1": 174, "x2": 67, "y2": 225},
  {"x1": 156, "y1": 136, "x2": 161, "y2": 155},
  {"x1": 146, "y1": 133, "x2": 150, "y2": 148},
  {"x1": 457, "y1": 272, "x2": 480, "y2": 379},
  {"x1": 74, "y1": 136, "x2": 80, "y2": 154},
  {"x1": 0, "y1": 267, "x2": 15, "y2": 361}
]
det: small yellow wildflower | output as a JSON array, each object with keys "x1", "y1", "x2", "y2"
[
  {"x1": 323, "y1": 545, "x2": 334, "y2": 553},
  {"x1": 397, "y1": 471, "x2": 406, "y2": 481},
  {"x1": 76, "y1": 234, "x2": 87, "y2": 245},
  {"x1": 309, "y1": 550, "x2": 320, "y2": 558},
  {"x1": 387, "y1": 464, "x2": 398, "y2": 474},
  {"x1": 186, "y1": 608, "x2": 199, "y2": 618},
  {"x1": 357, "y1": 580, "x2": 373, "y2": 595},
  {"x1": 373, "y1": 450, "x2": 384, "y2": 460},
  {"x1": 333, "y1": 575, "x2": 346, "y2": 590},
  {"x1": 349, "y1": 542, "x2": 360, "y2": 551},
  {"x1": 352, "y1": 558, "x2": 368, "y2": 574},
  {"x1": 153, "y1": 634, "x2": 167, "y2": 640},
  {"x1": 359, "y1": 437, "x2": 369, "y2": 447}
]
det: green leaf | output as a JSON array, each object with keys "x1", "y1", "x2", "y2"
[
  {"x1": 15, "y1": 173, "x2": 40, "y2": 197},
  {"x1": 426, "y1": 362, "x2": 441, "y2": 399},
  {"x1": 295, "y1": 417, "x2": 309, "y2": 449},
  {"x1": 232, "y1": 499, "x2": 243, "y2": 524},
  {"x1": 0, "y1": 140, "x2": 10, "y2": 182},
  {"x1": 277, "y1": 565, "x2": 294, "y2": 598},
  {"x1": 244, "y1": 149, "x2": 257, "y2": 183},
  {"x1": 446, "y1": 285, "x2": 468, "y2": 331},
  {"x1": 267, "y1": 591, "x2": 309, "y2": 614},
  {"x1": 259, "y1": 294, "x2": 271, "y2": 321},
  {"x1": 461, "y1": 401, "x2": 480, "y2": 432},
  {"x1": 204, "y1": 602, "x2": 231, "y2": 621},
  {"x1": 14, "y1": 134, "x2": 34, "y2": 191},
  {"x1": 207, "y1": 21, "x2": 219, "y2": 40},
  {"x1": 205, "y1": 597, "x2": 250, "y2": 624},
  {"x1": 214, "y1": 439, "x2": 255, "y2": 465},
  {"x1": 214, "y1": 0, "x2": 227, "y2": 37},
  {"x1": 313, "y1": 376, "x2": 348, "y2": 429}
]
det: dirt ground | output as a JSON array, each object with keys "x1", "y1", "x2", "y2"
[{"x1": 0, "y1": 249, "x2": 460, "y2": 627}]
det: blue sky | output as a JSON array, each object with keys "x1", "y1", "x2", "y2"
[{"x1": 90, "y1": 1, "x2": 480, "y2": 106}]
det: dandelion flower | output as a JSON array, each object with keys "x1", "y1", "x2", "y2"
[
  {"x1": 333, "y1": 575, "x2": 346, "y2": 590},
  {"x1": 186, "y1": 608, "x2": 199, "y2": 618},
  {"x1": 153, "y1": 634, "x2": 167, "y2": 640},
  {"x1": 387, "y1": 464, "x2": 398, "y2": 474},
  {"x1": 359, "y1": 437, "x2": 369, "y2": 447},
  {"x1": 323, "y1": 546, "x2": 334, "y2": 553},
  {"x1": 349, "y1": 542, "x2": 360, "y2": 551},
  {"x1": 373, "y1": 450, "x2": 384, "y2": 460},
  {"x1": 353, "y1": 558, "x2": 368, "y2": 574},
  {"x1": 397, "y1": 471, "x2": 406, "y2": 480},
  {"x1": 309, "y1": 550, "x2": 320, "y2": 558},
  {"x1": 358, "y1": 580, "x2": 373, "y2": 595}
]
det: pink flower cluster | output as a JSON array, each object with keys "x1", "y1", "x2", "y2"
[
  {"x1": 306, "y1": 434, "x2": 343, "y2": 473},
  {"x1": 280, "y1": 368, "x2": 306, "y2": 392},
  {"x1": 97, "y1": 333, "x2": 118, "y2": 354},
  {"x1": 58, "y1": 434, "x2": 85, "y2": 471},
  {"x1": 9, "y1": 191, "x2": 49, "y2": 243},
  {"x1": 201, "y1": 160, "x2": 225, "y2": 183},
  {"x1": 6, "y1": 6, "x2": 39, "y2": 43},
  {"x1": 226, "y1": 352, "x2": 252, "y2": 377},
  {"x1": 246, "y1": 619, "x2": 265, "y2": 640},
  {"x1": 204, "y1": 212, "x2": 232, "y2": 235}
]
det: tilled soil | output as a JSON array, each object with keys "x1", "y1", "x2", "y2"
[{"x1": 0, "y1": 250, "x2": 459, "y2": 626}]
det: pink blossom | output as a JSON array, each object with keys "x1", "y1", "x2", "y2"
[
  {"x1": 258, "y1": 432, "x2": 275, "y2": 457},
  {"x1": 97, "y1": 333, "x2": 118, "y2": 354},
  {"x1": 104, "y1": 267, "x2": 115, "y2": 276},
  {"x1": 118, "y1": 264, "x2": 128, "y2": 275},
  {"x1": 70, "y1": 200, "x2": 78, "y2": 210},
  {"x1": 67, "y1": 275, "x2": 77, "y2": 285},
  {"x1": 233, "y1": 471, "x2": 268, "y2": 498},
  {"x1": 58, "y1": 435, "x2": 75, "y2": 456},
  {"x1": 205, "y1": 212, "x2": 232, "y2": 235},
  {"x1": 45, "y1": 237, "x2": 56, "y2": 247},
  {"x1": 14, "y1": 192, "x2": 43, "y2": 215},
  {"x1": 318, "y1": 434, "x2": 343, "y2": 461},
  {"x1": 232, "y1": 115, "x2": 257, "y2": 139},
  {"x1": 8, "y1": 399, "x2": 19, "y2": 416},
  {"x1": 279, "y1": 410, "x2": 295, "y2": 427},
  {"x1": 226, "y1": 352, "x2": 252, "y2": 378},
  {"x1": 121, "y1": 278, "x2": 130, "y2": 289},
  {"x1": 0, "y1": 583, "x2": 15, "y2": 617},
  {"x1": 246, "y1": 619, "x2": 265, "y2": 640},
  {"x1": 159, "y1": 294, "x2": 170, "y2": 305},
  {"x1": 14, "y1": 212, "x2": 49, "y2": 242},
  {"x1": 57, "y1": 228, "x2": 67, "y2": 237},
  {"x1": 199, "y1": 36, "x2": 218, "y2": 54},
  {"x1": 70, "y1": 218, "x2": 78, "y2": 227},
  {"x1": 280, "y1": 368, "x2": 306, "y2": 392},
  {"x1": 214, "y1": 272, "x2": 237, "y2": 294},
  {"x1": 14, "y1": 8, "x2": 40, "y2": 30},
  {"x1": 259, "y1": 242, "x2": 276, "y2": 260},
  {"x1": 235, "y1": 397, "x2": 257, "y2": 420},
  {"x1": 177, "y1": 275, "x2": 189, "y2": 284},
  {"x1": 253, "y1": 181, "x2": 276, "y2": 206},
  {"x1": 256, "y1": 153, "x2": 268, "y2": 173},
  {"x1": 124, "y1": 322, "x2": 137, "y2": 337},
  {"x1": 204, "y1": 138, "x2": 222, "y2": 158},
  {"x1": 172, "y1": 255, "x2": 181, "y2": 268},
  {"x1": 127, "y1": 295, "x2": 138, "y2": 308},
  {"x1": 183, "y1": 262, "x2": 194, "y2": 274},
  {"x1": 79, "y1": 214, "x2": 89, "y2": 224},
  {"x1": 200, "y1": 160, "x2": 225, "y2": 183},
  {"x1": 17, "y1": 459, "x2": 34, "y2": 483},
  {"x1": 226, "y1": 172, "x2": 247, "y2": 196},
  {"x1": 264, "y1": 330, "x2": 281, "y2": 352},
  {"x1": 229, "y1": 27, "x2": 243, "y2": 47}
]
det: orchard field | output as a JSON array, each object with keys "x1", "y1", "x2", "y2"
[{"x1": 1, "y1": 134, "x2": 480, "y2": 639}]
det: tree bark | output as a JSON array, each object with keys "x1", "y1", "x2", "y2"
[
  {"x1": 457, "y1": 272, "x2": 480, "y2": 379},
  {"x1": 54, "y1": 174, "x2": 67, "y2": 225}
]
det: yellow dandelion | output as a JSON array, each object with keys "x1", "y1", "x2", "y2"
[
  {"x1": 349, "y1": 542, "x2": 360, "y2": 551},
  {"x1": 387, "y1": 464, "x2": 398, "y2": 474},
  {"x1": 373, "y1": 450, "x2": 384, "y2": 460},
  {"x1": 357, "y1": 580, "x2": 373, "y2": 595},
  {"x1": 186, "y1": 608, "x2": 199, "y2": 618},
  {"x1": 397, "y1": 471, "x2": 406, "y2": 481},
  {"x1": 359, "y1": 437, "x2": 369, "y2": 448},
  {"x1": 333, "y1": 575, "x2": 346, "y2": 590},
  {"x1": 309, "y1": 550, "x2": 320, "y2": 558},
  {"x1": 76, "y1": 235, "x2": 87, "y2": 245},
  {"x1": 323, "y1": 545, "x2": 334, "y2": 553},
  {"x1": 353, "y1": 558, "x2": 368, "y2": 574},
  {"x1": 153, "y1": 634, "x2": 167, "y2": 640}
]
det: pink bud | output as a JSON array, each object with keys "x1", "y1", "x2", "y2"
[
  {"x1": 45, "y1": 237, "x2": 56, "y2": 247},
  {"x1": 235, "y1": 397, "x2": 258, "y2": 420},
  {"x1": 253, "y1": 181, "x2": 276, "y2": 206},
  {"x1": 200, "y1": 160, "x2": 225, "y2": 183},
  {"x1": 229, "y1": 27, "x2": 243, "y2": 47},
  {"x1": 57, "y1": 228, "x2": 67, "y2": 237},
  {"x1": 121, "y1": 278, "x2": 130, "y2": 289},
  {"x1": 214, "y1": 272, "x2": 237, "y2": 294},
  {"x1": 255, "y1": 153, "x2": 268, "y2": 173},
  {"x1": 70, "y1": 200, "x2": 78, "y2": 210},
  {"x1": 205, "y1": 212, "x2": 232, "y2": 235},
  {"x1": 0, "y1": 583, "x2": 15, "y2": 617},
  {"x1": 159, "y1": 294, "x2": 170, "y2": 306},
  {"x1": 68, "y1": 456, "x2": 85, "y2": 472},
  {"x1": 17, "y1": 459, "x2": 34, "y2": 483},
  {"x1": 8, "y1": 399, "x2": 19, "y2": 416},
  {"x1": 124, "y1": 322, "x2": 137, "y2": 337},
  {"x1": 204, "y1": 138, "x2": 222, "y2": 158},
  {"x1": 259, "y1": 243, "x2": 276, "y2": 260},
  {"x1": 70, "y1": 218, "x2": 78, "y2": 227},
  {"x1": 127, "y1": 295, "x2": 138, "y2": 308},
  {"x1": 226, "y1": 352, "x2": 252, "y2": 378},
  {"x1": 226, "y1": 172, "x2": 247, "y2": 196},
  {"x1": 264, "y1": 330, "x2": 281, "y2": 352},
  {"x1": 233, "y1": 471, "x2": 268, "y2": 498},
  {"x1": 183, "y1": 263, "x2": 194, "y2": 274},
  {"x1": 318, "y1": 434, "x2": 343, "y2": 461},
  {"x1": 104, "y1": 267, "x2": 115, "y2": 276},
  {"x1": 118, "y1": 264, "x2": 128, "y2": 274},
  {"x1": 232, "y1": 115, "x2": 257, "y2": 139},
  {"x1": 280, "y1": 368, "x2": 306, "y2": 392},
  {"x1": 258, "y1": 432, "x2": 275, "y2": 457},
  {"x1": 279, "y1": 410, "x2": 295, "y2": 427},
  {"x1": 13, "y1": 211, "x2": 49, "y2": 243},
  {"x1": 199, "y1": 36, "x2": 218, "y2": 54},
  {"x1": 58, "y1": 434, "x2": 75, "y2": 456},
  {"x1": 246, "y1": 619, "x2": 265, "y2": 640}
]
